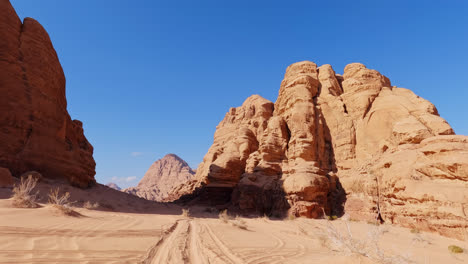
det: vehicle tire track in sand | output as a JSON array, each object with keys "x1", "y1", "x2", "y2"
[
  {"x1": 187, "y1": 221, "x2": 206, "y2": 264},
  {"x1": 140, "y1": 220, "x2": 188, "y2": 264},
  {"x1": 0, "y1": 249, "x2": 143, "y2": 263},
  {"x1": 236, "y1": 226, "x2": 310, "y2": 264},
  {"x1": 142, "y1": 220, "x2": 246, "y2": 264},
  {"x1": 240, "y1": 232, "x2": 285, "y2": 264},
  {"x1": 187, "y1": 220, "x2": 232, "y2": 264},
  {"x1": 199, "y1": 222, "x2": 246, "y2": 264},
  {"x1": 0, "y1": 226, "x2": 162, "y2": 238}
]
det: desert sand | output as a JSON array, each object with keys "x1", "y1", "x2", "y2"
[{"x1": 0, "y1": 180, "x2": 466, "y2": 264}]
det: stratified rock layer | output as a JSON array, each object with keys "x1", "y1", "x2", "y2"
[
  {"x1": 175, "y1": 60, "x2": 467, "y2": 239},
  {"x1": 0, "y1": 1, "x2": 95, "y2": 187},
  {"x1": 124, "y1": 154, "x2": 195, "y2": 202}
]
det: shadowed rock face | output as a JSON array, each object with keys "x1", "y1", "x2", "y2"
[
  {"x1": 0, "y1": 167, "x2": 14, "y2": 188},
  {"x1": 174, "y1": 61, "x2": 467, "y2": 238},
  {"x1": 0, "y1": 1, "x2": 95, "y2": 187},
  {"x1": 124, "y1": 154, "x2": 195, "y2": 202}
]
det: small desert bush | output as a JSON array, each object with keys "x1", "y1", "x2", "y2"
[
  {"x1": 181, "y1": 208, "x2": 190, "y2": 218},
  {"x1": 12, "y1": 175, "x2": 39, "y2": 208},
  {"x1": 448, "y1": 245, "x2": 464, "y2": 254},
  {"x1": 218, "y1": 209, "x2": 230, "y2": 223},
  {"x1": 327, "y1": 215, "x2": 338, "y2": 221},
  {"x1": 231, "y1": 216, "x2": 248, "y2": 230},
  {"x1": 288, "y1": 214, "x2": 296, "y2": 221},
  {"x1": 218, "y1": 210, "x2": 248, "y2": 230},
  {"x1": 260, "y1": 214, "x2": 269, "y2": 222},
  {"x1": 83, "y1": 201, "x2": 100, "y2": 210},
  {"x1": 410, "y1": 228, "x2": 420, "y2": 234},
  {"x1": 48, "y1": 188, "x2": 75, "y2": 215},
  {"x1": 366, "y1": 220, "x2": 380, "y2": 226}
]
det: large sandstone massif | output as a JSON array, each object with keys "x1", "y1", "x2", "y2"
[
  {"x1": 174, "y1": 61, "x2": 467, "y2": 239},
  {"x1": 124, "y1": 154, "x2": 195, "y2": 202},
  {"x1": 0, "y1": 0, "x2": 95, "y2": 187}
]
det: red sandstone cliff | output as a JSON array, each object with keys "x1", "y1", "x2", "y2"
[{"x1": 0, "y1": 0, "x2": 96, "y2": 187}]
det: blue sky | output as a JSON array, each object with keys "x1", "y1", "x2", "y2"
[{"x1": 11, "y1": 0, "x2": 468, "y2": 188}]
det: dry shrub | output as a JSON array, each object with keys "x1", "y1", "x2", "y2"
[
  {"x1": 12, "y1": 175, "x2": 39, "y2": 208},
  {"x1": 218, "y1": 210, "x2": 247, "y2": 230},
  {"x1": 48, "y1": 188, "x2": 76, "y2": 216},
  {"x1": 448, "y1": 245, "x2": 464, "y2": 254},
  {"x1": 260, "y1": 214, "x2": 270, "y2": 222},
  {"x1": 181, "y1": 208, "x2": 190, "y2": 218},
  {"x1": 324, "y1": 216, "x2": 411, "y2": 264},
  {"x1": 218, "y1": 209, "x2": 230, "y2": 223},
  {"x1": 83, "y1": 201, "x2": 100, "y2": 209},
  {"x1": 327, "y1": 215, "x2": 338, "y2": 221},
  {"x1": 231, "y1": 216, "x2": 248, "y2": 230}
]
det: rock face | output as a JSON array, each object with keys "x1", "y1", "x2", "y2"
[
  {"x1": 0, "y1": 1, "x2": 96, "y2": 187},
  {"x1": 124, "y1": 154, "x2": 195, "y2": 202},
  {"x1": 0, "y1": 167, "x2": 14, "y2": 188},
  {"x1": 106, "y1": 182, "x2": 121, "y2": 191},
  {"x1": 342, "y1": 135, "x2": 468, "y2": 239},
  {"x1": 177, "y1": 60, "x2": 467, "y2": 239}
]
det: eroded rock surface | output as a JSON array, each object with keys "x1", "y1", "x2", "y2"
[
  {"x1": 124, "y1": 154, "x2": 195, "y2": 202},
  {"x1": 175, "y1": 60, "x2": 467, "y2": 239},
  {"x1": 0, "y1": 0, "x2": 95, "y2": 187}
]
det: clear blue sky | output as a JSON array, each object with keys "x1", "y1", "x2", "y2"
[{"x1": 11, "y1": 0, "x2": 468, "y2": 188}]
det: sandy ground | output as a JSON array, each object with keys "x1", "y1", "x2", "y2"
[{"x1": 0, "y1": 181, "x2": 467, "y2": 264}]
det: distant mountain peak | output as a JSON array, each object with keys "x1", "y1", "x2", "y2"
[
  {"x1": 123, "y1": 154, "x2": 195, "y2": 202},
  {"x1": 106, "y1": 182, "x2": 121, "y2": 191}
]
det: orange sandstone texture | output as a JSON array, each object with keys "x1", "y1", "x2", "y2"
[
  {"x1": 0, "y1": 0, "x2": 95, "y2": 187},
  {"x1": 174, "y1": 60, "x2": 467, "y2": 239}
]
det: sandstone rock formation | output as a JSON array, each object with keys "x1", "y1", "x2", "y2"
[
  {"x1": 342, "y1": 135, "x2": 468, "y2": 239},
  {"x1": 0, "y1": 167, "x2": 14, "y2": 188},
  {"x1": 175, "y1": 60, "x2": 467, "y2": 239},
  {"x1": 124, "y1": 154, "x2": 195, "y2": 202},
  {"x1": 106, "y1": 182, "x2": 121, "y2": 191},
  {"x1": 0, "y1": 0, "x2": 96, "y2": 187}
]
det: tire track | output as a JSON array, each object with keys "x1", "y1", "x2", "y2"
[
  {"x1": 142, "y1": 219, "x2": 246, "y2": 264},
  {"x1": 200, "y1": 222, "x2": 246, "y2": 264},
  {"x1": 0, "y1": 249, "x2": 143, "y2": 263},
  {"x1": 235, "y1": 223, "x2": 311, "y2": 264},
  {"x1": 140, "y1": 220, "x2": 186, "y2": 264},
  {"x1": 0, "y1": 226, "x2": 162, "y2": 238}
]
